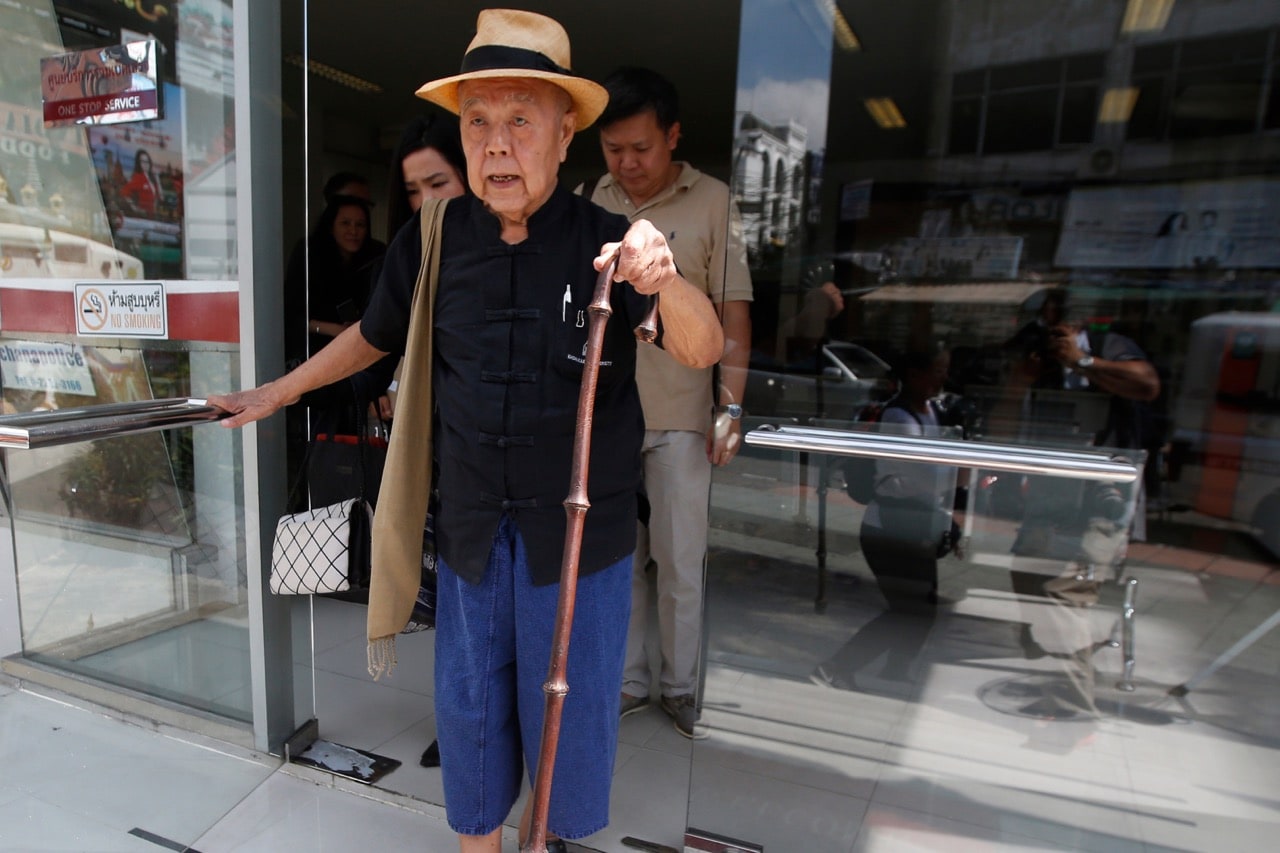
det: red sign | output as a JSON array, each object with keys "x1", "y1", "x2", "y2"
[
  {"x1": 41, "y1": 41, "x2": 160, "y2": 128},
  {"x1": 44, "y1": 89, "x2": 160, "y2": 124}
]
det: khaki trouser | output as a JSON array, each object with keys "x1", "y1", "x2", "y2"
[{"x1": 622, "y1": 429, "x2": 711, "y2": 699}]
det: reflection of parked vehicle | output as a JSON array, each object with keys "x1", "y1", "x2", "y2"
[
  {"x1": 745, "y1": 341, "x2": 894, "y2": 423},
  {"x1": 1169, "y1": 312, "x2": 1280, "y2": 556}
]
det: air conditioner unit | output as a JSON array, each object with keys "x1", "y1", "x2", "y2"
[{"x1": 1078, "y1": 146, "x2": 1120, "y2": 178}]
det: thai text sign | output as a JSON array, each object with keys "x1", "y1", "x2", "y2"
[
  {"x1": 75, "y1": 282, "x2": 168, "y2": 338},
  {"x1": 42, "y1": 40, "x2": 160, "y2": 127}
]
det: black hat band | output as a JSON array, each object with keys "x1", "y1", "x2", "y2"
[{"x1": 460, "y1": 44, "x2": 573, "y2": 77}]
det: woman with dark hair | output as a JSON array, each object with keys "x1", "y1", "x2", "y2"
[
  {"x1": 285, "y1": 196, "x2": 382, "y2": 357},
  {"x1": 383, "y1": 111, "x2": 466, "y2": 241},
  {"x1": 122, "y1": 149, "x2": 160, "y2": 216},
  {"x1": 277, "y1": 194, "x2": 381, "y2": 455}
]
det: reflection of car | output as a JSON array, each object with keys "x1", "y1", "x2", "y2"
[{"x1": 744, "y1": 341, "x2": 894, "y2": 423}]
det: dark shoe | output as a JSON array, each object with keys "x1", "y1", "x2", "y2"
[
  {"x1": 808, "y1": 664, "x2": 856, "y2": 691},
  {"x1": 660, "y1": 693, "x2": 704, "y2": 739},
  {"x1": 547, "y1": 839, "x2": 568, "y2": 853},
  {"x1": 619, "y1": 692, "x2": 650, "y2": 719},
  {"x1": 1018, "y1": 624, "x2": 1048, "y2": 660},
  {"x1": 419, "y1": 739, "x2": 440, "y2": 768}
]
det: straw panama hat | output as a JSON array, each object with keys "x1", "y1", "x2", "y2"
[{"x1": 416, "y1": 9, "x2": 608, "y2": 132}]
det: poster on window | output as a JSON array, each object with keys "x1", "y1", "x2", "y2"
[
  {"x1": 1054, "y1": 178, "x2": 1280, "y2": 270},
  {"x1": 86, "y1": 82, "x2": 184, "y2": 278}
]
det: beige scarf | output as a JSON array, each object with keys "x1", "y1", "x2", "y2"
[{"x1": 366, "y1": 197, "x2": 447, "y2": 679}]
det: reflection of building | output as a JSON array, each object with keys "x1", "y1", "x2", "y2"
[
  {"x1": 935, "y1": 0, "x2": 1280, "y2": 273},
  {"x1": 733, "y1": 111, "x2": 807, "y2": 263}
]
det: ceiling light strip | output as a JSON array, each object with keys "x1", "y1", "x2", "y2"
[
  {"x1": 284, "y1": 53, "x2": 383, "y2": 94},
  {"x1": 864, "y1": 97, "x2": 906, "y2": 129},
  {"x1": 1121, "y1": 0, "x2": 1175, "y2": 34}
]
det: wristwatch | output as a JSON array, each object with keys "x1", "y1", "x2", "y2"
[
  {"x1": 717, "y1": 403, "x2": 743, "y2": 420},
  {"x1": 1075, "y1": 355, "x2": 1095, "y2": 370}
]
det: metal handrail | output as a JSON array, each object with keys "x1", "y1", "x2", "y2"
[
  {"x1": 802, "y1": 422, "x2": 1123, "y2": 464},
  {"x1": 0, "y1": 398, "x2": 226, "y2": 449},
  {"x1": 745, "y1": 424, "x2": 1140, "y2": 483}
]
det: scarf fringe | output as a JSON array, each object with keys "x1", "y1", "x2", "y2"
[{"x1": 367, "y1": 635, "x2": 398, "y2": 680}]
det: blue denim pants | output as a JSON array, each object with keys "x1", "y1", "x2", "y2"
[{"x1": 434, "y1": 513, "x2": 631, "y2": 838}]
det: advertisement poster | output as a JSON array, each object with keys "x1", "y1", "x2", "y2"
[
  {"x1": 86, "y1": 82, "x2": 184, "y2": 278},
  {"x1": 41, "y1": 40, "x2": 161, "y2": 128},
  {"x1": 1055, "y1": 178, "x2": 1280, "y2": 270}
]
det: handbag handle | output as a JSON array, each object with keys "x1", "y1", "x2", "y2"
[{"x1": 287, "y1": 377, "x2": 380, "y2": 509}]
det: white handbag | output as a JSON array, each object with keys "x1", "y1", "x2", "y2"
[{"x1": 269, "y1": 498, "x2": 373, "y2": 595}]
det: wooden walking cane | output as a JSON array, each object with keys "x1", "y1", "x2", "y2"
[{"x1": 522, "y1": 254, "x2": 659, "y2": 853}]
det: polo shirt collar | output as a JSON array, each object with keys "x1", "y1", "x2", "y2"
[{"x1": 599, "y1": 162, "x2": 699, "y2": 215}]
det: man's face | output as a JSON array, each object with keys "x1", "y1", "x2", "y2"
[
  {"x1": 458, "y1": 78, "x2": 575, "y2": 230},
  {"x1": 599, "y1": 110, "x2": 679, "y2": 206}
]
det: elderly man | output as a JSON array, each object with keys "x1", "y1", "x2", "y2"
[{"x1": 210, "y1": 10, "x2": 722, "y2": 853}]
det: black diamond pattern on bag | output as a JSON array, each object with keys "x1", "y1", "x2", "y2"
[{"x1": 270, "y1": 498, "x2": 371, "y2": 595}]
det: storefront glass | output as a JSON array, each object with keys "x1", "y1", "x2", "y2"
[
  {"x1": 0, "y1": 1, "x2": 252, "y2": 722},
  {"x1": 690, "y1": 0, "x2": 1280, "y2": 849}
]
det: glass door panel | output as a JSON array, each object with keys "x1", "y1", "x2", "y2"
[
  {"x1": 692, "y1": 1, "x2": 1280, "y2": 850},
  {"x1": 0, "y1": 1, "x2": 263, "y2": 728}
]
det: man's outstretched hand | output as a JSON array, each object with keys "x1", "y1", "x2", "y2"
[{"x1": 207, "y1": 383, "x2": 295, "y2": 429}]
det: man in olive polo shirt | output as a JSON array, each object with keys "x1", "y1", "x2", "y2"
[{"x1": 584, "y1": 66, "x2": 753, "y2": 738}]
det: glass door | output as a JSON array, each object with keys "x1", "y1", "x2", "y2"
[
  {"x1": 688, "y1": 1, "x2": 1280, "y2": 850},
  {"x1": 0, "y1": 0, "x2": 309, "y2": 755}
]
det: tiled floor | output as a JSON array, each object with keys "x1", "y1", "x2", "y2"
[{"x1": 3, "y1": 473, "x2": 1280, "y2": 851}]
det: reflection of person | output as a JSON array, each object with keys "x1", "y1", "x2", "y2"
[
  {"x1": 856, "y1": 344, "x2": 956, "y2": 607},
  {"x1": 1186, "y1": 209, "x2": 1232, "y2": 269},
  {"x1": 121, "y1": 149, "x2": 160, "y2": 216},
  {"x1": 209, "y1": 10, "x2": 723, "y2": 852},
  {"x1": 1001, "y1": 291, "x2": 1159, "y2": 720},
  {"x1": 585, "y1": 66, "x2": 753, "y2": 739},
  {"x1": 814, "y1": 343, "x2": 957, "y2": 692},
  {"x1": 0, "y1": 168, "x2": 11, "y2": 204},
  {"x1": 1152, "y1": 211, "x2": 1187, "y2": 267},
  {"x1": 1003, "y1": 288, "x2": 1070, "y2": 391},
  {"x1": 1155, "y1": 211, "x2": 1186, "y2": 237}
]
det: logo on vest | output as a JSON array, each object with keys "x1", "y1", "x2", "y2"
[{"x1": 567, "y1": 340, "x2": 612, "y2": 367}]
